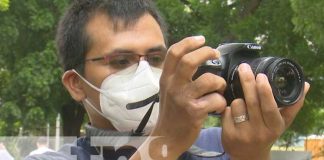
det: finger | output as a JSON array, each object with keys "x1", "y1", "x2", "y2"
[
  {"x1": 162, "y1": 36, "x2": 206, "y2": 78},
  {"x1": 256, "y1": 74, "x2": 284, "y2": 132},
  {"x1": 230, "y1": 99, "x2": 249, "y2": 126},
  {"x1": 195, "y1": 92, "x2": 227, "y2": 114},
  {"x1": 221, "y1": 107, "x2": 235, "y2": 132},
  {"x1": 238, "y1": 63, "x2": 262, "y2": 121},
  {"x1": 280, "y1": 82, "x2": 310, "y2": 128},
  {"x1": 186, "y1": 73, "x2": 226, "y2": 98},
  {"x1": 175, "y1": 46, "x2": 220, "y2": 81}
]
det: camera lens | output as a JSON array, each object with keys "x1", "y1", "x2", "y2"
[
  {"x1": 273, "y1": 65, "x2": 294, "y2": 97},
  {"x1": 228, "y1": 57, "x2": 304, "y2": 107},
  {"x1": 265, "y1": 58, "x2": 304, "y2": 106}
]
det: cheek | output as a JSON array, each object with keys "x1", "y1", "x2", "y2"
[
  {"x1": 84, "y1": 84, "x2": 101, "y2": 108},
  {"x1": 84, "y1": 64, "x2": 112, "y2": 87},
  {"x1": 83, "y1": 64, "x2": 114, "y2": 108}
]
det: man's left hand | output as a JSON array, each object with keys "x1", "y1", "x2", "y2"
[{"x1": 221, "y1": 63, "x2": 310, "y2": 160}]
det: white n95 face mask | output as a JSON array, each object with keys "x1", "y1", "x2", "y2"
[{"x1": 74, "y1": 61, "x2": 161, "y2": 133}]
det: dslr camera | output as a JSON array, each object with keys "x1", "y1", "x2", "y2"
[{"x1": 193, "y1": 43, "x2": 304, "y2": 107}]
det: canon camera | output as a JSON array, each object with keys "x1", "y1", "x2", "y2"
[{"x1": 193, "y1": 43, "x2": 305, "y2": 107}]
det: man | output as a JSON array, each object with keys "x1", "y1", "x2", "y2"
[
  {"x1": 26, "y1": 0, "x2": 310, "y2": 159},
  {"x1": 0, "y1": 143, "x2": 14, "y2": 160},
  {"x1": 29, "y1": 137, "x2": 54, "y2": 156}
]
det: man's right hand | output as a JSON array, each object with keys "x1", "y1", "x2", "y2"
[{"x1": 138, "y1": 36, "x2": 227, "y2": 159}]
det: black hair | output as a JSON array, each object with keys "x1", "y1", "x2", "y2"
[{"x1": 56, "y1": 0, "x2": 168, "y2": 73}]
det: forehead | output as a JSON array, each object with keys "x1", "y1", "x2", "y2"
[{"x1": 85, "y1": 12, "x2": 165, "y2": 56}]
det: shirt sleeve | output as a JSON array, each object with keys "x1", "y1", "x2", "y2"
[{"x1": 180, "y1": 127, "x2": 230, "y2": 160}]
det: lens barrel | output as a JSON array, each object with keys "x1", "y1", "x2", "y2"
[{"x1": 229, "y1": 57, "x2": 304, "y2": 106}]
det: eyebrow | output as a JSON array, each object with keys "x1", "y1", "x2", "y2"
[
  {"x1": 146, "y1": 46, "x2": 167, "y2": 54},
  {"x1": 86, "y1": 45, "x2": 168, "y2": 62},
  {"x1": 107, "y1": 45, "x2": 167, "y2": 55}
]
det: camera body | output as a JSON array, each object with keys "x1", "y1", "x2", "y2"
[{"x1": 193, "y1": 43, "x2": 304, "y2": 107}]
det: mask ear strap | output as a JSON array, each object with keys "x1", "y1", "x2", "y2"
[
  {"x1": 131, "y1": 93, "x2": 159, "y2": 136},
  {"x1": 84, "y1": 98, "x2": 110, "y2": 122},
  {"x1": 71, "y1": 69, "x2": 104, "y2": 93}
]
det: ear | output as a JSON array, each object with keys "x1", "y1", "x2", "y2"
[{"x1": 62, "y1": 70, "x2": 86, "y2": 102}]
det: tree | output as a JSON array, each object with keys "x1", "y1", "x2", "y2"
[
  {"x1": 0, "y1": 0, "x2": 85, "y2": 137},
  {"x1": 0, "y1": 0, "x2": 323, "y2": 142},
  {"x1": 290, "y1": 0, "x2": 324, "y2": 135},
  {"x1": 0, "y1": 0, "x2": 9, "y2": 12}
]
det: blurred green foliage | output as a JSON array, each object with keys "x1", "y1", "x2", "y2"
[
  {"x1": 0, "y1": 0, "x2": 323, "y2": 148},
  {"x1": 0, "y1": 0, "x2": 71, "y2": 136},
  {"x1": 0, "y1": 0, "x2": 9, "y2": 11}
]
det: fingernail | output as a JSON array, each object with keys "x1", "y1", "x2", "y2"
[
  {"x1": 193, "y1": 35, "x2": 205, "y2": 41},
  {"x1": 257, "y1": 73, "x2": 268, "y2": 82},
  {"x1": 238, "y1": 63, "x2": 251, "y2": 72},
  {"x1": 305, "y1": 82, "x2": 310, "y2": 92}
]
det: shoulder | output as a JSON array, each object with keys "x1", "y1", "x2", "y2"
[
  {"x1": 193, "y1": 127, "x2": 230, "y2": 160},
  {"x1": 179, "y1": 127, "x2": 229, "y2": 160},
  {"x1": 195, "y1": 127, "x2": 222, "y2": 148},
  {"x1": 198, "y1": 127, "x2": 222, "y2": 141}
]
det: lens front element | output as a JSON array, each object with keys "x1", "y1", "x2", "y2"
[
  {"x1": 228, "y1": 57, "x2": 305, "y2": 107},
  {"x1": 266, "y1": 58, "x2": 304, "y2": 106}
]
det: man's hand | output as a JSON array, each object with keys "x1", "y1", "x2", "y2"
[
  {"x1": 131, "y1": 36, "x2": 227, "y2": 159},
  {"x1": 221, "y1": 63, "x2": 310, "y2": 160}
]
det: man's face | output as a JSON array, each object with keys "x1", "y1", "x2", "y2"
[{"x1": 81, "y1": 12, "x2": 166, "y2": 128}]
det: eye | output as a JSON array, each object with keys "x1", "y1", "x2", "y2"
[
  {"x1": 107, "y1": 53, "x2": 138, "y2": 70},
  {"x1": 147, "y1": 53, "x2": 165, "y2": 67}
]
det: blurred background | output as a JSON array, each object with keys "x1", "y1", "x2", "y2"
[{"x1": 0, "y1": 0, "x2": 323, "y2": 159}]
